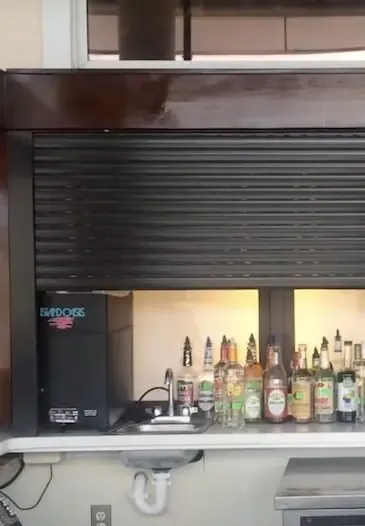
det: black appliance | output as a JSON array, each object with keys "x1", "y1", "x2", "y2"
[
  {"x1": 38, "y1": 292, "x2": 133, "y2": 429},
  {"x1": 275, "y1": 457, "x2": 365, "y2": 526}
]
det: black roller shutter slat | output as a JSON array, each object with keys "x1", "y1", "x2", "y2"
[{"x1": 33, "y1": 130, "x2": 365, "y2": 290}]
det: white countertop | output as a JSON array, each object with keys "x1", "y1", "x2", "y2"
[{"x1": 1, "y1": 422, "x2": 365, "y2": 454}]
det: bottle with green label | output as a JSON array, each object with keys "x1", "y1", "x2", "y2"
[
  {"x1": 223, "y1": 339, "x2": 245, "y2": 428},
  {"x1": 314, "y1": 344, "x2": 336, "y2": 423},
  {"x1": 243, "y1": 345, "x2": 263, "y2": 422},
  {"x1": 198, "y1": 337, "x2": 214, "y2": 420}
]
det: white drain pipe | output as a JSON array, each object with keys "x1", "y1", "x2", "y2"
[{"x1": 129, "y1": 471, "x2": 171, "y2": 516}]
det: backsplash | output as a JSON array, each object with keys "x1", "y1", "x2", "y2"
[
  {"x1": 132, "y1": 290, "x2": 259, "y2": 399},
  {"x1": 295, "y1": 289, "x2": 365, "y2": 355}
]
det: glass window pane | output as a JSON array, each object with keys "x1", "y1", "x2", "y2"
[{"x1": 87, "y1": 0, "x2": 365, "y2": 60}]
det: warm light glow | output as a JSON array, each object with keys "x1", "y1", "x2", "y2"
[
  {"x1": 89, "y1": 50, "x2": 365, "y2": 62},
  {"x1": 295, "y1": 289, "x2": 365, "y2": 356}
]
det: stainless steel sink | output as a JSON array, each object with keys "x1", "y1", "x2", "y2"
[
  {"x1": 136, "y1": 422, "x2": 196, "y2": 433},
  {"x1": 120, "y1": 419, "x2": 212, "y2": 434}
]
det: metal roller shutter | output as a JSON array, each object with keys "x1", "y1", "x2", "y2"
[{"x1": 33, "y1": 130, "x2": 365, "y2": 290}]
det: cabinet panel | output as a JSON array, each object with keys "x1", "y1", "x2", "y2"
[{"x1": 33, "y1": 130, "x2": 365, "y2": 290}]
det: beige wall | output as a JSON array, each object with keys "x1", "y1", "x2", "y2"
[
  {"x1": 0, "y1": 0, "x2": 42, "y2": 69},
  {"x1": 133, "y1": 290, "x2": 258, "y2": 398}
]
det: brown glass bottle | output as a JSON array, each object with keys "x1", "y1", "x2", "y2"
[
  {"x1": 264, "y1": 345, "x2": 288, "y2": 423},
  {"x1": 337, "y1": 341, "x2": 357, "y2": 423}
]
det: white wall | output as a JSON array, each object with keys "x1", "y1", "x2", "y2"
[{"x1": 11, "y1": 447, "x2": 365, "y2": 526}]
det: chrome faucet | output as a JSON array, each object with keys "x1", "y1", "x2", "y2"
[{"x1": 164, "y1": 368, "x2": 174, "y2": 417}]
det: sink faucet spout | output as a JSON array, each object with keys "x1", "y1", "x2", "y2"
[{"x1": 164, "y1": 368, "x2": 174, "y2": 417}]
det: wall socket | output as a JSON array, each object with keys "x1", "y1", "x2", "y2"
[{"x1": 90, "y1": 504, "x2": 112, "y2": 526}]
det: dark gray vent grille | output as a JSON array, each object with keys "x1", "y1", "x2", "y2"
[{"x1": 33, "y1": 130, "x2": 365, "y2": 290}]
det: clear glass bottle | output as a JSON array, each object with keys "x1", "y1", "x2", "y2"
[
  {"x1": 311, "y1": 347, "x2": 321, "y2": 374},
  {"x1": 176, "y1": 336, "x2": 197, "y2": 416},
  {"x1": 213, "y1": 335, "x2": 228, "y2": 424},
  {"x1": 287, "y1": 349, "x2": 299, "y2": 419},
  {"x1": 247, "y1": 333, "x2": 258, "y2": 363},
  {"x1": 223, "y1": 339, "x2": 245, "y2": 428},
  {"x1": 243, "y1": 347, "x2": 263, "y2": 422},
  {"x1": 333, "y1": 329, "x2": 343, "y2": 373},
  {"x1": 356, "y1": 343, "x2": 365, "y2": 423},
  {"x1": 314, "y1": 344, "x2": 336, "y2": 423},
  {"x1": 292, "y1": 344, "x2": 314, "y2": 424},
  {"x1": 264, "y1": 345, "x2": 288, "y2": 423},
  {"x1": 197, "y1": 337, "x2": 214, "y2": 420},
  {"x1": 337, "y1": 340, "x2": 357, "y2": 423}
]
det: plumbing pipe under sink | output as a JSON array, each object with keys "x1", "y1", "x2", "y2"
[{"x1": 129, "y1": 470, "x2": 171, "y2": 516}]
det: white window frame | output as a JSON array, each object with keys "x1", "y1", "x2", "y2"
[{"x1": 42, "y1": 0, "x2": 365, "y2": 69}]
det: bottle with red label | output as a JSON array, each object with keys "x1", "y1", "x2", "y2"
[
  {"x1": 176, "y1": 336, "x2": 197, "y2": 415},
  {"x1": 264, "y1": 344, "x2": 288, "y2": 423}
]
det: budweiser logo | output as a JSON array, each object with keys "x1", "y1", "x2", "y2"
[{"x1": 47, "y1": 316, "x2": 75, "y2": 330}]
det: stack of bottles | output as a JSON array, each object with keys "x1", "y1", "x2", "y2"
[{"x1": 174, "y1": 330, "x2": 365, "y2": 428}]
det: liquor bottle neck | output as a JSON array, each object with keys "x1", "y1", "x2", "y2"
[
  {"x1": 183, "y1": 349, "x2": 193, "y2": 367},
  {"x1": 299, "y1": 354, "x2": 307, "y2": 370},
  {"x1": 228, "y1": 344, "x2": 237, "y2": 363},
  {"x1": 320, "y1": 349, "x2": 330, "y2": 369},
  {"x1": 220, "y1": 343, "x2": 228, "y2": 362},
  {"x1": 343, "y1": 346, "x2": 353, "y2": 370},
  {"x1": 204, "y1": 344, "x2": 213, "y2": 369}
]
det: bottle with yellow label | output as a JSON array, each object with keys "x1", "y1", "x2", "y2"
[{"x1": 223, "y1": 339, "x2": 245, "y2": 428}]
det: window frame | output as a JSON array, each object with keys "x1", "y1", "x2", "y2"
[{"x1": 42, "y1": 0, "x2": 365, "y2": 69}]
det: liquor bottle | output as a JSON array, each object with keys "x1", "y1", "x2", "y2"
[
  {"x1": 264, "y1": 344, "x2": 288, "y2": 423},
  {"x1": 287, "y1": 349, "x2": 299, "y2": 419},
  {"x1": 176, "y1": 336, "x2": 197, "y2": 415},
  {"x1": 311, "y1": 347, "x2": 320, "y2": 373},
  {"x1": 314, "y1": 343, "x2": 336, "y2": 423},
  {"x1": 243, "y1": 346, "x2": 263, "y2": 422},
  {"x1": 321, "y1": 336, "x2": 334, "y2": 372},
  {"x1": 223, "y1": 339, "x2": 245, "y2": 428},
  {"x1": 213, "y1": 335, "x2": 229, "y2": 424},
  {"x1": 333, "y1": 329, "x2": 343, "y2": 373},
  {"x1": 292, "y1": 344, "x2": 314, "y2": 424},
  {"x1": 337, "y1": 340, "x2": 357, "y2": 423},
  {"x1": 356, "y1": 343, "x2": 365, "y2": 423},
  {"x1": 198, "y1": 337, "x2": 214, "y2": 419},
  {"x1": 248, "y1": 333, "x2": 258, "y2": 363}
]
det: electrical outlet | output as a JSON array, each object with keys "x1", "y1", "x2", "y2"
[{"x1": 90, "y1": 504, "x2": 112, "y2": 526}]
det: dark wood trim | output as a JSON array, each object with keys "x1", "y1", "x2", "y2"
[
  {"x1": 4, "y1": 70, "x2": 365, "y2": 130},
  {"x1": 182, "y1": 0, "x2": 192, "y2": 60},
  {"x1": 259, "y1": 288, "x2": 294, "y2": 373},
  {"x1": 8, "y1": 132, "x2": 38, "y2": 436},
  {"x1": 0, "y1": 131, "x2": 11, "y2": 428}
]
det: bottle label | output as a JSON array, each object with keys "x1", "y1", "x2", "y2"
[
  {"x1": 198, "y1": 380, "x2": 214, "y2": 412},
  {"x1": 292, "y1": 379, "x2": 312, "y2": 420},
  {"x1": 226, "y1": 382, "x2": 244, "y2": 412},
  {"x1": 264, "y1": 387, "x2": 287, "y2": 419},
  {"x1": 338, "y1": 377, "x2": 357, "y2": 412},
  {"x1": 244, "y1": 379, "x2": 262, "y2": 419},
  {"x1": 177, "y1": 380, "x2": 194, "y2": 407},
  {"x1": 314, "y1": 379, "x2": 334, "y2": 415}
]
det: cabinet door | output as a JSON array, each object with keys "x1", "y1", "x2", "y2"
[{"x1": 33, "y1": 130, "x2": 365, "y2": 290}]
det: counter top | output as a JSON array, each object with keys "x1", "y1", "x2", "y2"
[{"x1": 2, "y1": 422, "x2": 365, "y2": 454}]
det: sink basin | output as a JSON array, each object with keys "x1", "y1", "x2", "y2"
[
  {"x1": 137, "y1": 423, "x2": 196, "y2": 433},
  {"x1": 118, "y1": 419, "x2": 212, "y2": 434}
]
